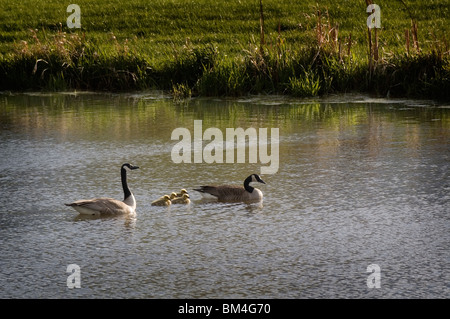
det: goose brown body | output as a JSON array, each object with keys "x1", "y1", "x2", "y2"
[{"x1": 194, "y1": 174, "x2": 265, "y2": 203}]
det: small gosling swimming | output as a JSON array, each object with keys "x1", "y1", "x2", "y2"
[
  {"x1": 175, "y1": 189, "x2": 188, "y2": 197},
  {"x1": 169, "y1": 192, "x2": 178, "y2": 200},
  {"x1": 151, "y1": 195, "x2": 172, "y2": 206},
  {"x1": 171, "y1": 193, "x2": 190, "y2": 205}
]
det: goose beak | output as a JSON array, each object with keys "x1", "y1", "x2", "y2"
[{"x1": 132, "y1": 166, "x2": 140, "y2": 170}]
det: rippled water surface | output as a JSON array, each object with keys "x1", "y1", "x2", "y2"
[{"x1": 0, "y1": 92, "x2": 448, "y2": 298}]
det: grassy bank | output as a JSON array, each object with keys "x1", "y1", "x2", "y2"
[{"x1": 0, "y1": 0, "x2": 449, "y2": 100}]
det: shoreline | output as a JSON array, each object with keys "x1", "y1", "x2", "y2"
[
  {"x1": 2, "y1": 89, "x2": 448, "y2": 108},
  {"x1": 1, "y1": 56, "x2": 448, "y2": 102},
  {"x1": 1, "y1": 40, "x2": 448, "y2": 102}
]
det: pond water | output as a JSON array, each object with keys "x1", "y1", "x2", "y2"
[{"x1": 0, "y1": 92, "x2": 448, "y2": 298}]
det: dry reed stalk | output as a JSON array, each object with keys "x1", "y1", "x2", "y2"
[
  {"x1": 411, "y1": 20, "x2": 420, "y2": 53},
  {"x1": 399, "y1": 0, "x2": 420, "y2": 54},
  {"x1": 366, "y1": 0, "x2": 375, "y2": 72},
  {"x1": 331, "y1": 23, "x2": 339, "y2": 53},
  {"x1": 368, "y1": 27, "x2": 373, "y2": 71},
  {"x1": 347, "y1": 33, "x2": 352, "y2": 57},
  {"x1": 259, "y1": 0, "x2": 265, "y2": 52},
  {"x1": 325, "y1": 8, "x2": 331, "y2": 43},
  {"x1": 373, "y1": 28, "x2": 379, "y2": 62},
  {"x1": 316, "y1": 7, "x2": 322, "y2": 47},
  {"x1": 405, "y1": 29, "x2": 410, "y2": 55}
]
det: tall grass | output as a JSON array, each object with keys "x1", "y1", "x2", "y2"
[{"x1": 0, "y1": 29, "x2": 151, "y2": 90}]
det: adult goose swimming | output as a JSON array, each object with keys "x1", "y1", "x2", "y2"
[
  {"x1": 194, "y1": 174, "x2": 266, "y2": 203},
  {"x1": 65, "y1": 163, "x2": 140, "y2": 215}
]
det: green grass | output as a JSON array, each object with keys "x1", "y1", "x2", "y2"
[{"x1": 0, "y1": 0, "x2": 449, "y2": 99}]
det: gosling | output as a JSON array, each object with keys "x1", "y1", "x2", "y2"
[
  {"x1": 169, "y1": 192, "x2": 179, "y2": 200},
  {"x1": 151, "y1": 195, "x2": 172, "y2": 206},
  {"x1": 171, "y1": 193, "x2": 190, "y2": 205},
  {"x1": 173, "y1": 189, "x2": 188, "y2": 198}
]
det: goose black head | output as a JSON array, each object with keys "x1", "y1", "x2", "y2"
[
  {"x1": 243, "y1": 174, "x2": 266, "y2": 193},
  {"x1": 246, "y1": 174, "x2": 266, "y2": 185},
  {"x1": 122, "y1": 163, "x2": 140, "y2": 170},
  {"x1": 252, "y1": 174, "x2": 266, "y2": 184}
]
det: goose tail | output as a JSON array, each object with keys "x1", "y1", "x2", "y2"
[
  {"x1": 193, "y1": 187, "x2": 205, "y2": 193},
  {"x1": 193, "y1": 186, "x2": 220, "y2": 198}
]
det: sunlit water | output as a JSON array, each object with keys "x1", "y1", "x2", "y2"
[{"x1": 0, "y1": 92, "x2": 448, "y2": 298}]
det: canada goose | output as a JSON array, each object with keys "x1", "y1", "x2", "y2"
[
  {"x1": 193, "y1": 174, "x2": 266, "y2": 202},
  {"x1": 151, "y1": 195, "x2": 172, "y2": 206},
  {"x1": 65, "y1": 163, "x2": 140, "y2": 215},
  {"x1": 171, "y1": 193, "x2": 190, "y2": 204}
]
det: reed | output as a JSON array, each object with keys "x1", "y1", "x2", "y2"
[
  {"x1": 172, "y1": 82, "x2": 192, "y2": 101},
  {"x1": 288, "y1": 69, "x2": 321, "y2": 97},
  {"x1": 366, "y1": 0, "x2": 379, "y2": 76},
  {"x1": 405, "y1": 29, "x2": 410, "y2": 56},
  {"x1": 398, "y1": 0, "x2": 420, "y2": 53},
  {"x1": 371, "y1": 51, "x2": 449, "y2": 99},
  {"x1": 259, "y1": 0, "x2": 265, "y2": 52},
  {"x1": 0, "y1": 29, "x2": 151, "y2": 91}
]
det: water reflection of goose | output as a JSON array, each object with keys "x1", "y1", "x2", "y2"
[
  {"x1": 65, "y1": 163, "x2": 139, "y2": 215},
  {"x1": 194, "y1": 174, "x2": 266, "y2": 203}
]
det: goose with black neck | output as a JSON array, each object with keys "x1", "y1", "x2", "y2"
[
  {"x1": 193, "y1": 174, "x2": 266, "y2": 203},
  {"x1": 65, "y1": 163, "x2": 139, "y2": 215}
]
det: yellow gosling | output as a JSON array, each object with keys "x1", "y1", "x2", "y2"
[
  {"x1": 171, "y1": 193, "x2": 190, "y2": 205},
  {"x1": 151, "y1": 195, "x2": 172, "y2": 206},
  {"x1": 173, "y1": 189, "x2": 188, "y2": 198}
]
